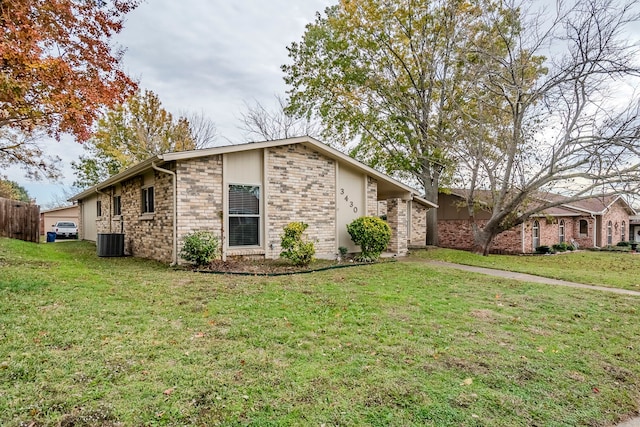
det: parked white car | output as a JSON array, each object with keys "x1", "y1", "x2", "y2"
[{"x1": 53, "y1": 221, "x2": 78, "y2": 239}]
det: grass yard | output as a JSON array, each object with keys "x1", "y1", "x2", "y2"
[
  {"x1": 1, "y1": 238, "x2": 639, "y2": 426},
  {"x1": 411, "y1": 247, "x2": 640, "y2": 291}
]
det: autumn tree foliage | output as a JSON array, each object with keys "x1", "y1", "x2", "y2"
[
  {"x1": 72, "y1": 89, "x2": 217, "y2": 189},
  {"x1": 0, "y1": 0, "x2": 139, "y2": 178},
  {"x1": 283, "y1": 0, "x2": 491, "y2": 245}
]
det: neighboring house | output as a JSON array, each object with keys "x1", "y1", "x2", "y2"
[
  {"x1": 438, "y1": 190, "x2": 636, "y2": 253},
  {"x1": 70, "y1": 136, "x2": 437, "y2": 264},
  {"x1": 40, "y1": 204, "x2": 79, "y2": 235}
]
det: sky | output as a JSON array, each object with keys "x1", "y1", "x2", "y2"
[{"x1": 6, "y1": 0, "x2": 333, "y2": 208}]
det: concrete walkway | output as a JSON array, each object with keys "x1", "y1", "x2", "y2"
[
  {"x1": 406, "y1": 259, "x2": 640, "y2": 426},
  {"x1": 409, "y1": 259, "x2": 640, "y2": 297}
]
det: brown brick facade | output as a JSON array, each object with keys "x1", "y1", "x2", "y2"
[
  {"x1": 439, "y1": 202, "x2": 630, "y2": 254},
  {"x1": 175, "y1": 156, "x2": 223, "y2": 256},
  {"x1": 387, "y1": 198, "x2": 408, "y2": 255},
  {"x1": 77, "y1": 139, "x2": 435, "y2": 264},
  {"x1": 265, "y1": 144, "x2": 337, "y2": 259},
  {"x1": 410, "y1": 202, "x2": 428, "y2": 246}
]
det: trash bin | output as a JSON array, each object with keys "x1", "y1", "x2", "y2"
[{"x1": 46, "y1": 231, "x2": 56, "y2": 243}]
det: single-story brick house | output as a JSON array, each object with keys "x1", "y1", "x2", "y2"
[
  {"x1": 70, "y1": 136, "x2": 437, "y2": 264},
  {"x1": 438, "y1": 190, "x2": 636, "y2": 253},
  {"x1": 40, "y1": 204, "x2": 79, "y2": 235}
]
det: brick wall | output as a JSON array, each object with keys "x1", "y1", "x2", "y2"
[
  {"x1": 600, "y1": 202, "x2": 630, "y2": 246},
  {"x1": 439, "y1": 219, "x2": 523, "y2": 254},
  {"x1": 265, "y1": 144, "x2": 337, "y2": 259},
  {"x1": 387, "y1": 198, "x2": 408, "y2": 255},
  {"x1": 175, "y1": 156, "x2": 223, "y2": 258},
  {"x1": 410, "y1": 202, "x2": 428, "y2": 246},
  {"x1": 367, "y1": 177, "x2": 378, "y2": 216}
]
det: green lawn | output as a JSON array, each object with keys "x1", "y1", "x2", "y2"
[
  {"x1": 1, "y1": 238, "x2": 639, "y2": 426},
  {"x1": 411, "y1": 247, "x2": 640, "y2": 291}
]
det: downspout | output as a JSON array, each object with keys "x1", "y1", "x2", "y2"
[
  {"x1": 152, "y1": 162, "x2": 178, "y2": 266},
  {"x1": 591, "y1": 213, "x2": 598, "y2": 248}
]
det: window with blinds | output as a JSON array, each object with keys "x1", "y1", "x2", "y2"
[{"x1": 229, "y1": 185, "x2": 260, "y2": 246}]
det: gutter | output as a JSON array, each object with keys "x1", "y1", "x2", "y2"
[{"x1": 152, "y1": 161, "x2": 178, "y2": 266}]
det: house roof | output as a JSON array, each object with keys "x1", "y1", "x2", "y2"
[
  {"x1": 70, "y1": 136, "x2": 437, "y2": 208},
  {"x1": 443, "y1": 188, "x2": 636, "y2": 216},
  {"x1": 40, "y1": 204, "x2": 78, "y2": 214}
]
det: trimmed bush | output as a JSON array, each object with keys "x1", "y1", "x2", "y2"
[
  {"x1": 552, "y1": 242, "x2": 574, "y2": 252},
  {"x1": 347, "y1": 216, "x2": 391, "y2": 261},
  {"x1": 180, "y1": 231, "x2": 219, "y2": 266},
  {"x1": 535, "y1": 245, "x2": 551, "y2": 254},
  {"x1": 280, "y1": 222, "x2": 315, "y2": 266}
]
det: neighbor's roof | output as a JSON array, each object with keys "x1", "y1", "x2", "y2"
[
  {"x1": 443, "y1": 188, "x2": 635, "y2": 216},
  {"x1": 70, "y1": 136, "x2": 437, "y2": 208},
  {"x1": 40, "y1": 204, "x2": 78, "y2": 214}
]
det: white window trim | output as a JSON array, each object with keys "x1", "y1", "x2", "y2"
[{"x1": 227, "y1": 183, "x2": 262, "y2": 248}]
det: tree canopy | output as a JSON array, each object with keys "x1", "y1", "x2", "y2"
[
  {"x1": 284, "y1": 0, "x2": 640, "y2": 253},
  {"x1": 72, "y1": 89, "x2": 217, "y2": 189},
  {"x1": 0, "y1": 180, "x2": 30, "y2": 202},
  {"x1": 283, "y1": 0, "x2": 494, "y2": 244},
  {"x1": 0, "y1": 0, "x2": 139, "y2": 179}
]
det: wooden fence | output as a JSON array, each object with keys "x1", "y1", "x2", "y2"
[{"x1": 0, "y1": 197, "x2": 40, "y2": 243}]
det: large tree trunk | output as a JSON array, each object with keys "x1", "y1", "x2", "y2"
[
  {"x1": 424, "y1": 182, "x2": 439, "y2": 246},
  {"x1": 472, "y1": 227, "x2": 496, "y2": 256}
]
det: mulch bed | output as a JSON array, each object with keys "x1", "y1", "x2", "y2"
[{"x1": 192, "y1": 258, "x2": 392, "y2": 276}]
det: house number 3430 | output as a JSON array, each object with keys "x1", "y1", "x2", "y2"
[{"x1": 340, "y1": 188, "x2": 358, "y2": 213}]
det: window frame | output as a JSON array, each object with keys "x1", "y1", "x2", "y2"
[
  {"x1": 96, "y1": 200, "x2": 102, "y2": 217},
  {"x1": 113, "y1": 195, "x2": 122, "y2": 216},
  {"x1": 532, "y1": 220, "x2": 540, "y2": 251},
  {"x1": 228, "y1": 184, "x2": 261, "y2": 248},
  {"x1": 142, "y1": 186, "x2": 155, "y2": 214},
  {"x1": 579, "y1": 219, "x2": 589, "y2": 237},
  {"x1": 558, "y1": 219, "x2": 565, "y2": 243},
  {"x1": 622, "y1": 221, "x2": 626, "y2": 242},
  {"x1": 607, "y1": 220, "x2": 613, "y2": 245}
]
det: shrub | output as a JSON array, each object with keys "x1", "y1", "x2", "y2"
[
  {"x1": 535, "y1": 245, "x2": 551, "y2": 254},
  {"x1": 617, "y1": 241, "x2": 631, "y2": 247},
  {"x1": 280, "y1": 222, "x2": 315, "y2": 266},
  {"x1": 180, "y1": 231, "x2": 219, "y2": 266},
  {"x1": 347, "y1": 216, "x2": 391, "y2": 261},
  {"x1": 552, "y1": 242, "x2": 574, "y2": 252}
]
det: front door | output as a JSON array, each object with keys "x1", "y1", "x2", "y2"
[{"x1": 634, "y1": 226, "x2": 640, "y2": 243}]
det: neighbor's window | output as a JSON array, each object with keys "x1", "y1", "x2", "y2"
[
  {"x1": 532, "y1": 220, "x2": 540, "y2": 250},
  {"x1": 142, "y1": 186, "x2": 155, "y2": 213},
  {"x1": 579, "y1": 219, "x2": 588, "y2": 236},
  {"x1": 228, "y1": 185, "x2": 260, "y2": 246},
  {"x1": 559, "y1": 219, "x2": 565, "y2": 243},
  {"x1": 622, "y1": 221, "x2": 626, "y2": 242},
  {"x1": 97, "y1": 200, "x2": 102, "y2": 217},
  {"x1": 113, "y1": 195, "x2": 122, "y2": 216},
  {"x1": 607, "y1": 220, "x2": 613, "y2": 245}
]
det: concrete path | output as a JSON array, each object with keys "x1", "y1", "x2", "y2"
[
  {"x1": 409, "y1": 259, "x2": 640, "y2": 297},
  {"x1": 406, "y1": 259, "x2": 640, "y2": 426}
]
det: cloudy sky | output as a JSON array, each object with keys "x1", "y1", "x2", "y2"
[{"x1": 7, "y1": 0, "x2": 332, "y2": 207}]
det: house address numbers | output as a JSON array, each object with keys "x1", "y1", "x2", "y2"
[{"x1": 340, "y1": 188, "x2": 359, "y2": 214}]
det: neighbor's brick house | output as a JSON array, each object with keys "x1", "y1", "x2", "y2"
[
  {"x1": 438, "y1": 190, "x2": 635, "y2": 253},
  {"x1": 70, "y1": 137, "x2": 436, "y2": 264}
]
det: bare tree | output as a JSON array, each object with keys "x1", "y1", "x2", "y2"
[
  {"x1": 238, "y1": 94, "x2": 321, "y2": 141},
  {"x1": 0, "y1": 129, "x2": 61, "y2": 181},
  {"x1": 180, "y1": 110, "x2": 219, "y2": 148},
  {"x1": 452, "y1": 0, "x2": 640, "y2": 254}
]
